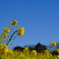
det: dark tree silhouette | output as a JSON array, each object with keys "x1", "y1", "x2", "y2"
[
  {"x1": 13, "y1": 43, "x2": 47, "y2": 53},
  {"x1": 13, "y1": 46, "x2": 24, "y2": 52},
  {"x1": 35, "y1": 43, "x2": 47, "y2": 53}
]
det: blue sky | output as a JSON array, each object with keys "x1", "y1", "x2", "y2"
[{"x1": 0, "y1": 0, "x2": 59, "y2": 49}]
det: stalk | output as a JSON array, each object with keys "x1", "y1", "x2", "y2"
[{"x1": 6, "y1": 30, "x2": 17, "y2": 46}]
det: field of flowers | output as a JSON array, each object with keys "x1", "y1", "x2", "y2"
[
  {"x1": 0, "y1": 47, "x2": 58, "y2": 59},
  {"x1": 0, "y1": 20, "x2": 59, "y2": 59}
]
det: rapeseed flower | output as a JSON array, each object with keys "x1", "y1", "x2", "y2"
[
  {"x1": 18, "y1": 27, "x2": 25, "y2": 32},
  {"x1": 0, "y1": 44, "x2": 3, "y2": 46},
  {"x1": 11, "y1": 20, "x2": 18, "y2": 25},
  {"x1": 3, "y1": 43, "x2": 6, "y2": 47},
  {"x1": 55, "y1": 48, "x2": 59, "y2": 54},
  {"x1": 0, "y1": 44, "x2": 4, "y2": 49},
  {"x1": 23, "y1": 47, "x2": 30, "y2": 52},
  {"x1": 19, "y1": 53, "x2": 25, "y2": 58},
  {"x1": 2, "y1": 32, "x2": 8, "y2": 38},
  {"x1": 2, "y1": 27, "x2": 10, "y2": 32},
  {"x1": 18, "y1": 31, "x2": 24, "y2": 36},
  {"x1": 31, "y1": 50, "x2": 37, "y2": 56},
  {"x1": 3, "y1": 47, "x2": 8, "y2": 53},
  {"x1": 18, "y1": 27, "x2": 25, "y2": 36},
  {"x1": 0, "y1": 46, "x2": 3, "y2": 49},
  {"x1": 0, "y1": 43, "x2": 7, "y2": 49},
  {"x1": 44, "y1": 50, "x2": 50, "y2": 53},
  {"x1": 24, "y1": 47, "x2": 29, "y2": 50},
  {"x1": 51, "y1": 41, "x2": 57, "y2": 46},
  {"x1": 8, "y1": 49, "x2": 13, "y2": 54}
]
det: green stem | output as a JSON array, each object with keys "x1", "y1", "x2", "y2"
[{"x1": 6, "y1": 30, "x2": 17, "y2": 46}]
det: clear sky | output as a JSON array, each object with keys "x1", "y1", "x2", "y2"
[{"x1": 0, "y1": 0, "x2": 59, "y2": 49}]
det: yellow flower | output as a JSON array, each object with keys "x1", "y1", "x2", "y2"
[
  {"x1": 0, "y1": 44, "x2": 3, "y2": 49},
  {"x1": 18, "y1": 27, "x2": 25, "y2": 36},
  {"x1": 51, "y1": 41, "x2": 57, "y2": 46},
  {"x1": 23, "y1": 47, "x2": 30, "y2": 52},
  {"x1": 11, "y1": 20, "x2": 18, "y2": 25},
  {"x1": 19, "y1": 53, "x2": 25, "y2": 57},
  {"x1": 0, "y1": 47, "x2": 3, "y2": 49},
  {"x1": 31, "y1": 50, "x2": 37, "y2": 56},
  {"x1": 2, "y1": 32, "x2": 8, "y2": 37},
  {"x1": 2, "y1": 27, "x2": 10, "y2": 32},
  {"x1": 44, "y1": 50, "x2": 50, "y2": 55},
  {"x1": 0, "y1": 43, "x2": 7, "y2": 49},
  {"x1": 18, "y1": 27, "x2": 25, "y2": 32},
  {"x1": 18, "y1": 31, "x2": 24, "y2": 36},
  {"x1": 0, "y1": 44, "x2": 3, "y2": 46},
  {"x1": 3, "y1": 47, "x2": 8, "y2": 53},
  {"x1": 3, "y1": 43, "x2": 6, "y2": 47},
  {"x1": 8, "y1": 49, "x2": 13, "y2": 54},
  {"x1": 55, "y1": 48, "x2": 59, "y2": 54},
  {"x1": 23, "y1": 47, "x2": 29, "y2": 51},
  {"x1": 22, "y1": 57, "x2": 30, "y2": 59}
]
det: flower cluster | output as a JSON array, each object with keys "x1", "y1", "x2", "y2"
[
  {"x1": 31, "y1": 50, "x2": 37, "y2": 56},
  {"x1": 2, "y1": 27, "x2": 10, "y2": 33},
  {"x1": 18, "y1": 27, "x2": 25, "y2": 36},
  {"x1": 0, "y1": 20, "x2": 25, "y2": 46},
  {"x1": 23, "y1": 47, "x2": 30, "y2": 53},
  {"x1": 50, "y1": 41, "x2": 57, "y2": 46},
  {"x1": 0, "y1": 20, "x2": 25, "y2": 58},
  {"x1": 0, "y1": 43, "x2": 13, "y2": 54},
  {"x1": 2, "y1": 32, "x2": 8, "y2": 38},
  {"x1": 11, "y1": 20, "x2": 18, "y2": 25}
]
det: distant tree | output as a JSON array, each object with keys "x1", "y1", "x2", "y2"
[
  {"x1": 13, "y1": 42, "x2": 47, "y2": 53},
  {"x1": 13, "y1": 46, "x2": 24, "y2": 52},
  {"x1": 35, "y1": 43, "x2": 47, "y2": 53}
]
